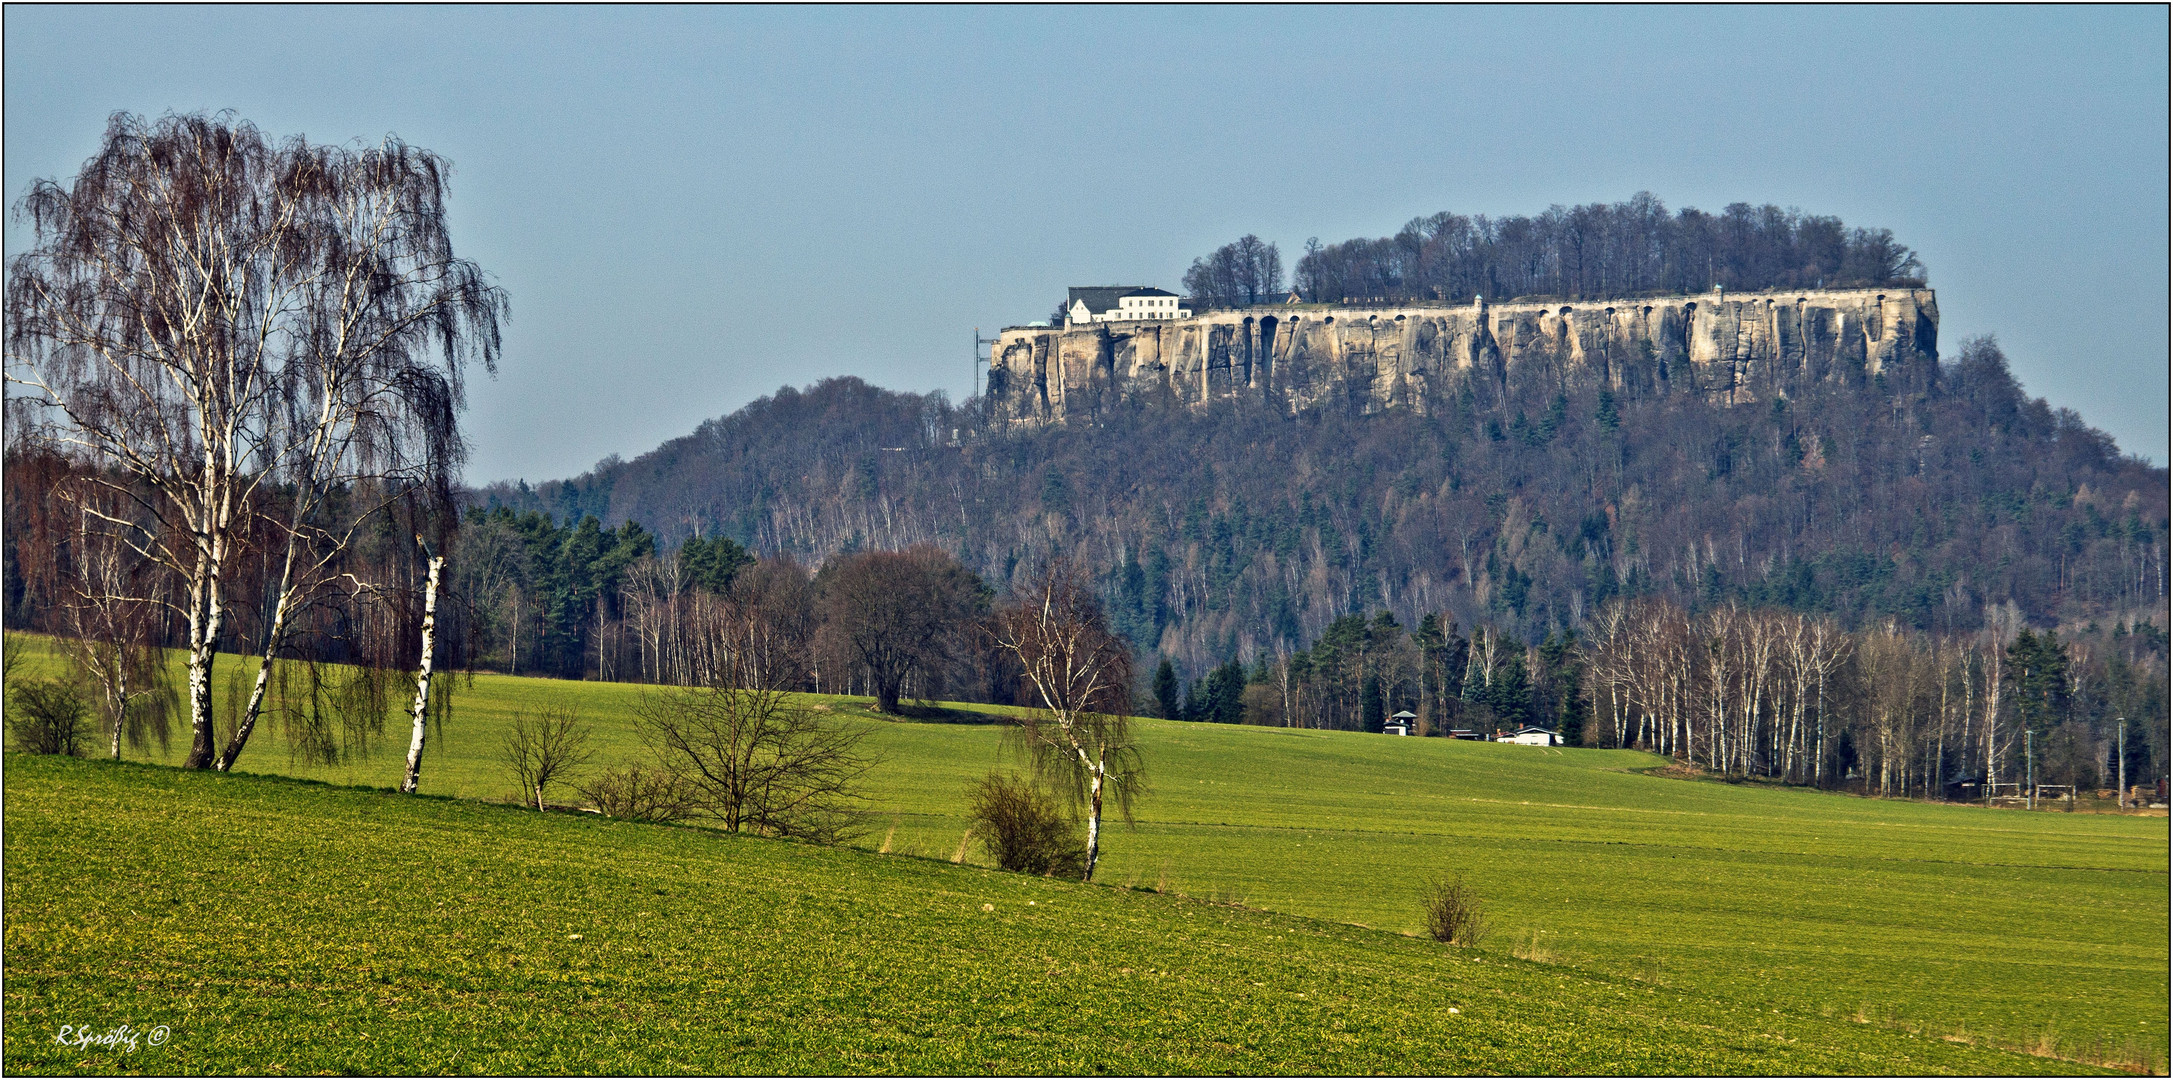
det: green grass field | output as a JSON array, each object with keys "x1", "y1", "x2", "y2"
[
  {"x1": 0, "y1": 754, "x2": 2113, "y2": 1075},
  {"x1": 6, "y1": 637, "x2": 2167, "y2": 1071}
]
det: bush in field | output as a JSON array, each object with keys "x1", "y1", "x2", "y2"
[
  {"x1": 1423, "y1": 875, "x2": 1489, "y2": 947},
  {"x1": 967, "y1": 771, "x2": 1086, "y2": 877},
  {"x1": 7, "y1": 677, "x2": 90, "y2": 756},
  {"x1": 579, "y1": 763, "x2": 697, "y2": 823}
]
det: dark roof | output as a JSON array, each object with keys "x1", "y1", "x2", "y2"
[
  {"x1": 1122, "y1": 287, "x2": 1178, "y2": 298},
  {"x1": 1068, "y1": 286, "x2": 1144, "y2": 314}
]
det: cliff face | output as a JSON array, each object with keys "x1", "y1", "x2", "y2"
[{"x1": 987, "y1": 287, "x2": 1937, "y2": 421}]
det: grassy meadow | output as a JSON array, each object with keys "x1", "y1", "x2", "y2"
[
  {"x1": 0, "y1": 754, "x2": 2115, "y2": 1075},
  {"x1": 5, "y1": 636, "x2": 2167, "y2": 1071}
]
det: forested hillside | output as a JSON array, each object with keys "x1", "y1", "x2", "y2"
[
  {"x1": 483, "y1": 337, "x2": 2164, "y2": 671},
  {"x1": 11, "y1": 324, "x2": 2164, "y2": 793},
  {"x1": 1289, "y1": 193, "x2": 1925, "y2": 304}
]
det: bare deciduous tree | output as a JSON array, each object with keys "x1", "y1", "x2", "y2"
[
  {"x1": 816, "y1": 545, "x2": 983, "y2": 714},
  {"x1": 1184, "y1": 235, "x2": 1283, "y2": 307},
  {"x1": 5, "y1": 111, "x2": 504, "y2": 771},
  {"x1": 988, "y1": 559, "x2": 1142, "y2": 881},
  {"x1": 637, "y1": 683, "x2": 874, "y2": 842},
  {"x1": 636, "y1": 588, "x2": 873, "y2": 842},
  {"x1": 54, "y1": 479, "x2": 179, "y2": 759},
  {"x1": 502, "y1": 704, "x2": 596, "y2": 812}
]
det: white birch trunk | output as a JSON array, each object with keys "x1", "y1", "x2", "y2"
[
  {"x1": 181, "y1": 542, "x2": 228, "y2": 768},
  {"x1": 1982, "y1": 644, "x2": 2004, "y2": 798},
  {"x1": 1084, "y1": 755, "x2": 1105, "y2": 881},
  {"x1": 401, "y1": 553, "x2": 445, "y2": 795},
  {"x1": 108, "y1": 650, "x2": 129, "y2": 761}
]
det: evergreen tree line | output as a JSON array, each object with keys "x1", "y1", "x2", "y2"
[{"x1": 1289, "y1": 192, "x2": 1925, "y2": 305}]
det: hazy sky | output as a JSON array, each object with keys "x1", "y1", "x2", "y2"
[{"x1": 5, "y1": 6, "x2": 2166, "y2": 481}]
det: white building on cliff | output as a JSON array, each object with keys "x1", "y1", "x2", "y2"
[{"x1": 1066, "y1": 286, "x2": 1190, "y2": 326}]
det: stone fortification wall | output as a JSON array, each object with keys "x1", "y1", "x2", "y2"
[{"x1": 986, "y1": 287, "x2": 1938, "y2": 422}]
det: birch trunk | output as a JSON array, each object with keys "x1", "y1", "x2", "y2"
[
  {"x1": 1084, "y1": 755, "x2": 1106, "y2": 881},
  {"x1": 400, "y1": 553, "x2": 445, "y2": 795},
  {"x1": 108, "y1": 652, "x2": 129, "y2": 760},
  {"x1": 1982, "y1": 642, "x2": 2005, "y2": 798},
  {"x1": 217, "y1": 530, "x2": 305, "y2": 771},
  {"x1": 180, "y1": 536, "x2": 229, "y2": 769}
]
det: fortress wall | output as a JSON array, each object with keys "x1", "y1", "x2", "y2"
[{"x1": 987, "y1": 287, "x2": 1937, "y2": 422}]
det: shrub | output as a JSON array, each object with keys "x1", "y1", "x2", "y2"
[
  {"x1": 578, "y1": 764, "x2": 696, "y2": 823},
  {"x1": 1422, "y1": 875, "x2": 1489, "y2": 946},
  {"x1": 7, "y1": 678, "x2": 90, "y2": 756},
  {"x1": 966, "y1": 771, "x2": 1086, "y2": 877}
]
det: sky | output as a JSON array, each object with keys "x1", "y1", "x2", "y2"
[{"x1": 4, "y1": 6, "x2": 2166, "y2": 481}]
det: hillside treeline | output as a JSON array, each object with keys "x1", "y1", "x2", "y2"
[
  {"x1": 443, "y1": 512, "x2": 1002, "y2": 711},
  {"x1": 1289, "y1": 193, "x2": 1924, "y2": 304},
  {"x1": 1237, "y1": 596, "x2": 2166, "y2": 799},
  {"x1": 9, "y1": 334, "x2": 2166, "y2": 791},
  {"x1": 480, "y1": 338, "x2": 2165, "y2": 680}
]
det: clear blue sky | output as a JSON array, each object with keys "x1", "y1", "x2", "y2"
[{"x1": 5, "y1": 6, "x2": 2165, "y2": 481}]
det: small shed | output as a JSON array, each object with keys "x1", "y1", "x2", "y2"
[
  {"x1": 1497, "y1": 726, "x2": 1559, "y2": 746},
  {"x1": 1447, "y1": 729, "x2": 1483, "y2": 740},
  {"x1": 1384, "y1": 710, "x2": 1417, "y2": 737}
]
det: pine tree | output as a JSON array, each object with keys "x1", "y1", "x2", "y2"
[{"x1": 1151, "y1": 657, "x2": 1180, "y2": 720}]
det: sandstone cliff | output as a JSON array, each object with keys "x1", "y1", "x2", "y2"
[{"x1": 987, "y1": 287, "x2": 1937, "y2": 421}]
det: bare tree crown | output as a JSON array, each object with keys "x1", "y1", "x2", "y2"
[{"x1": 5, "y1": 111, "x2": 506, "y2": 770}]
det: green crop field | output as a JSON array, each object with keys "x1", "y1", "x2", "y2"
[
  {"x1": 5, "y1": 636, "x2": 2167, "y2": 1072},
  {"x1": 0, "y1": 754, "x2": 2115, "y2": 1075}
]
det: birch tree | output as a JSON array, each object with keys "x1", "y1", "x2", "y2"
[
  {"x1": 5, "y1": 111, "x2": 503, "y2": 770},
  {"x1": 989, "y1": 559, "x2": 1142, "y2": 881},
  {"x1": 56, "y1": 482, "x2": 179, "y2": 759},
  {"x1": 399, "y1": 544, "x2": 444, "y2": 794}
]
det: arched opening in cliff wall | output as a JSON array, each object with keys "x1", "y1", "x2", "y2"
[
  {"x1": 1257, "y1": 316, "x2": 1278, "y2": 392},
  {"x1": 1206, "y1": 325, "x2": 1232, "y2": 370}
]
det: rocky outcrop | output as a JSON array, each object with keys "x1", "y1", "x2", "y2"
[{"x1": 986, "y1": 287, "x2": 1937, "y2": 422}]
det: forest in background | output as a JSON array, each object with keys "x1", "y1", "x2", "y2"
[
  {"x1": 1179, "y1": 193, "x2": 1925, "y2": 309},
  {"x1": 390, "y1": 332, "x2": 2167, "y2": 793},
  {"x1": 476, "y1": 337, "x2": 2163, "y2": 661}
]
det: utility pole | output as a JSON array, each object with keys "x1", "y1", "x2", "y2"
[
  {"x1": 972, "y1": 327, "x2": 999, "y2": 416},
  {"x1": 2025, "y1": 728, "x2": 2035, "y2": 810}
]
